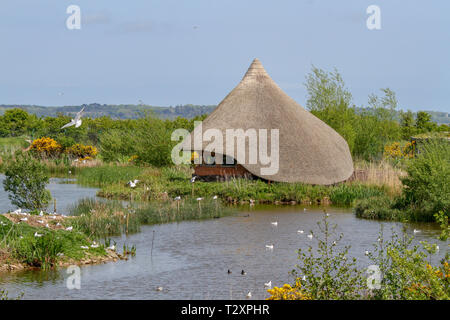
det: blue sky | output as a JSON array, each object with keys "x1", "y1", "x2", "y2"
[{"x1": 0, "y1": 0, "x2": 449, "y2": 112}]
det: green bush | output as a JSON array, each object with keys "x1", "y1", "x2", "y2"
[
  {"x1": 354, "y1": 196, "x2": 404, "y2": 220},
  {"x1": 2, "y1": 151, "x2": 51, "y2": 210},
  {"x1": 400, "y1": 140, "x2": 450, "y2": 221}
]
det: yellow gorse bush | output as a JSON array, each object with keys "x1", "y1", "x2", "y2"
[
  {"x1": 66, "y1": 143, "x2": 98, "y2": 160},
  {"x1": 30, "y1": 137, "x2": 62, "y2": 158},
  {"x1": 266, "y1": 280, "x2": 311, "y2": 300},
  {"x1": 383, "y1": 141, "x2": 415, "y2": 160}
]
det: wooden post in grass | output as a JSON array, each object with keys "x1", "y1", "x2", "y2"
[
  {"x1": 126, "y1": 213, "x2": 129, "y2": 235},
  {"x1": 191, "y1": 184, "x2": 194, "y2": 197},
  {"x1": 53, "y1": 198, "x2": 56, "y2": 213}
]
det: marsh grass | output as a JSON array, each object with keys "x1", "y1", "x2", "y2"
[
  {"x1": 0, "y1": 215, "x2": 105, "y2": 269},
  {"x1": 75, "y1": 165, "x2": 143, "y2": 187},
  {"x1": 69, "y1": 198, "x2": 140, "y2": 238},
  {"x1": 96, "y1": 166, "x2": 389, "y2": 206},
  {"x1": 134, "y1": 198, "x2": 234, "y2": 224},
  {"x1": 68, "y1": 196, "x2": 235, "y2": 236}
]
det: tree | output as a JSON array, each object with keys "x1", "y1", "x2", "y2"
[
  {"x1": 415, "y1": 111, "x2": 436, "y2": 132},
  {"x1": 3, "y1": 151, "x2": 51, "y2": 210},
  {"x1": 0, "y1": 108, "x2": 31, "y2": 137}
]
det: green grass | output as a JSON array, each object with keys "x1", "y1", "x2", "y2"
[
  {"x1": 0, "y1": 215, "x2": 106, "y2": 269},
  {"x1": 68, "y1": 198, "x2": 140, "y2": 238},
  {"x1": 75, "y1": 165, "x2": 143, "y2": 187},
  {"x1": 68, "y1": 196, "x2": 235, "y2": 233},
  {"x1": 94, "y1": 165, "x2": 389, "y2": 206}
]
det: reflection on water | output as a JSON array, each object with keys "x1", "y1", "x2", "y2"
[
  {"x1": 0, "y1": 174, "x2": 100, "y2": 215},
  {"x1": 0, "y1": 203, "x2": 446, "y2": 300}
]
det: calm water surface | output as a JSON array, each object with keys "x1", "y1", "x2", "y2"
[{"x1": 0, "y1": 176, "x2": 447, "y2": 299}]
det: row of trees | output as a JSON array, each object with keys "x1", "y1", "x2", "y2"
[
  {"x1": 305, "y1": 67, "x2": 448, "y2": 160},
  {"x1": 0, "y1": 66, "x2": 447, "y2": 164}
]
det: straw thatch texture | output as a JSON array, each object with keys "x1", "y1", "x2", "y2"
[{"x1": 182, "y1": 58, "x2": 353, "y2": 184}]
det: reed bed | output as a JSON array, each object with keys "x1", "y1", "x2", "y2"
[{"x1": 68, "y1": 197, "x2": 235, "y2": 237}]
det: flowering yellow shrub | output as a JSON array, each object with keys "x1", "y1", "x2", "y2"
[
  {"x1": 383, "y1": 141, "x2": 415, "y2": 160},
  {"x1": 267, "y1": 280, "x2": 311, "y2": 300},
  {"x1": 30, "y1": 137, "x2": 62, "y2": 158},
  {"x1": 66, "y1": 144, "x2": 98, "y2": 160}
]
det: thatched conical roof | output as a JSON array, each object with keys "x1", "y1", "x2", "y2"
[{"x1": 182, "y1": 58, "x2": 353, "y2": 184}]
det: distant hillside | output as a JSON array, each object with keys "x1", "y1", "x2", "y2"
[
  {"x1": 0, "y1": 104, "x2": 216, "y2": 120},
  {"x1": 427, "y1": 111, "x2": 449, "y2": 125},
  {"x1": 0, "y1": 103, "x2": 447, "y2": 123}
]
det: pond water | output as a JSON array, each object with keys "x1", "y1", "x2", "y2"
[
  {"x1": 0, "y1": 177, "x2": 447, "y2": 299},
  {"x1": 0, "y1": 174, "x2": 100, "y2": 215}
]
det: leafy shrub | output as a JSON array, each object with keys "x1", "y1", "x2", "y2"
[
  {"x1": 400, "y1": 139, "x2": 450, "y2": 221},
  {"x1": 290, "y1": 214, "x2": 366, "y2": 300},
  {"x1": 3, "y1": 151, "x2": 51, "y2": 210},
  {"x1": 354, "y1": 196, "x2": 404, "y2": 220}
]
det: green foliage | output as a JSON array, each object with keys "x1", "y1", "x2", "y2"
[
  {"x1": 400, "y1": 139, "x2": 449, "y2": 221},
  {"x1": 76, "y1": 165, "x2": 143, "y2": 187},
  {"x1": 69, "y1": 198, "x2": 140, "y2": 238},
  {"x1": 292, "y1": 213, "x2": 366, "y2": 299},
  {"x1": 305, "y1": 67, "x2": 402, "y2": 160},
  {"x1": 434, "y1": 211, "x2": 449, "y2": 241},
  {"x1": 2, "y1": 151, "x2": 51, "y2": 210},
  {"x1": 354, "y1": 196, "x2": 404, "y2": 220},
  {"x1": 0, "y1": 215, "x2": 105, "y2": 270},
  {"x1": 282, "y1": 219, "x2": 449, "y2": 300},
  {"x1": 368, "y1": 229, "x2": 449, "y2": 300}
]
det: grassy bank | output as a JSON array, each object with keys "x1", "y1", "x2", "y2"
[
  {"x1": 0, "y1": 213, "x2": 122, "y2": 272},
  {"x1": 88, "y1": 165, "x2": 391, "y2": 207}
]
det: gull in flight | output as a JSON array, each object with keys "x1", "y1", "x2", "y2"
[
  {"x1": 265, "y1": 244, "x2": 274, "y2": 250},
  {"x1": 61, "y1": 107, "x2": 85, "y2": 129},
  {"x1": 264, "y1": 281, "x2": 272, "y2": 289},
  {"x1": 307, "y1": 234, "x2": 313, "y2": 240},
  {"x1": 246, "y1": 291, "x2": 252, "y2": 299},
  {"x1": 271, "y1": 221, "x2": 278, "y2": 226},
  {"x1": 297, "y1": 230, "x2": 304, "y2": 234},
  {"x1": 413, "y1": 229, "x2": 421, "y2": 234}
]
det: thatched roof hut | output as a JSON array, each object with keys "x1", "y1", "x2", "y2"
[{"x1": 182, "y1": 58, "x2": 353, "y2": 185}]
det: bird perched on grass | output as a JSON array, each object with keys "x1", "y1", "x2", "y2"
[
  {"x1": 190, "y1": 176, "x2": 197, "y2": 183},
  {"x1": 174, "y1": 196, "x2": 181, "y2": 201},
  {"x1": 61, "y1": 106, "x2": 85, "y2": 129}
]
